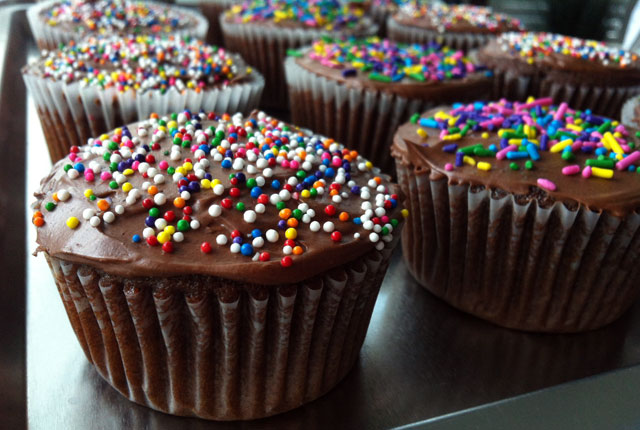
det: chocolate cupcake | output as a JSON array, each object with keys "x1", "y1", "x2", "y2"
[
  {"x1": 28, "y1": 0, "x2": 208, "y2": 51},
  {"x1": 32, "y1": 109, "x2": 406, "y2": 420},
  {"x1": 23, "y1": 34, "x2": 264, "y2": 162},
  {"x1": 392, "y1": 97, "x2": 640, "y2": 333},
  {"x1": 285, "y1": 37, "x2": 492, "y2": 174},
  {"x1": 200, "y1": 0, "x2": 237, "y2": 47},
  {"x1": 220, "y1": 0, "x2": 378, "y2": 110},
  {"x1": 387, "y1": 3, "x2": 522, "y2": 52},
  {"x1": 478, "y1": 32, "x2": 640, "y2": 118}
]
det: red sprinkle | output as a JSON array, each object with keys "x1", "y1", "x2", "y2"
[
  {"x1": 146, "y1": 235, "x2": 158, "y2": 246},
  {"x1": 201, "y1": 242, "x2": 212, "y2": 254},
  {"x1": 162, "y1": 242, "x2": 173, "y2": 253},
  {"x1": 259, "y1": 252, "x2": 270, "y2": 261},
  {"x1": 331, "y1": 231, "x2": 342, "y2": 242},
  {"x1": 281, "y1": 256, "x2": 293, "y2": 267}
]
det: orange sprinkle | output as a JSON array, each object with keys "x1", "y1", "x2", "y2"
[
  {"x1": 292, "y1": 246, "x2": 303, "y2": 255},
  {"x1": 279, "y1": 208, "x2": 292, "y2": 219},
  {"x1": 33, "y1": 211, "x2": 43, "y2": 219},
  {"x1": 173, "y1": 197, "x2": 185, "y2": 208},
  {"x1": 147, "y1": 185, "x2": 158, "y2": 195},
  {"x1": 52, "y1": 193, "x2": 59, "y2": 202},
  {"x1": 373, "y1": 176, "x2": 382, "y2": 185},
  {"x1": 97, "y1": 199, "x2": 110, "y2": 211},
  {"x1": 329, "y1": 189, "x2": 339, "y2": 196},
  {"x1": 313, "y1": 180, "x2": 324, "y2": 188},
  {"x1": 150, "y1": 112, "x2": 159, "y2": 119},
  {"x1": 339, "y1": 212, "x2": 349, "y2": 222},
  {"x1": 287, "y1": 218, "x2": 299, "y2": 228},
  {"x1": 33, "y1": 217, "x2": 45, "y2": 227}
]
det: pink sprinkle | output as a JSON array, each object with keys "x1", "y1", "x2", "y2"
[
  {"x1": 614, "y1": 125, "x2": 628, "y2": 135},
  {"x1": 444, "y1": 163, "x2": 454, "y2": 171},
  {"x1": 616, "y1": 151, "x2": 640, "y2": 171},
  {"x1": 290, "y1": 160, "x2": 300, "y2": 169},
  {"x1": 571, "y1": 141, "x2": 583, "y2": 151},
  {"x1": 132, "y1": 161, "x2": 140, "y2": 171},
  {"x1": 69, "y1": 153, "x2": 77, "y2": 162},
  {"x1": 496, "y1": 144, "x2": 518, "y2": 160},
  {"x1": 381, "y1": 215, "x2": 390, "y2": 223},
  {"x1": 537, "y1": 178, "x2": 557, "y2": 191},
  {"x1": 100, "y1": 172, "x2": 112, "y2": 181},
  {"x1": 582, "y1": 166, "x2": 592, "y2": 178},
  {"x1": 554, "y1": 102, "x2": 568, "y2": 121},
  {"x1": 158, "y1": 160, "x2": 169, "y2": 170},
  {"x1": 439, "y1": 129, "x2": 448, "y2": 140},
  {"x1": 515, "y1": 97, "x2": 553, "y2": 111},
  {"x1": 562, "y1": 165, "x2": 580, "y2": 176}
]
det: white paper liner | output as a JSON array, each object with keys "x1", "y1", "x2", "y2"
[
  {"x1": 200, "y1": 0, "x2": 236, "y2": 46},
  {"x1": 387, "y1": 16, "x2": 493, "y2": 52},
  {"x1": 44, "y1": 240, "x2": 396, "y2": 420},
  {"x1": 394, "y1": 160, "x2": 640, "y2": 333},
  {"x1": 220, "y1": 18, "x2": 378, "y2": 109},
  {"x1": 621, "y1": 96, "x2": 640, "y2": 127},
  {"x1": 285, "y1": 56, "x2": 491, "y2": 175},
  {"x1": 487, "y1": 66, "x2": 640, "y2": 118},
  {"x1": 23, "y1": 70, "x2": 264, "y2": 161},
  {"x1": 27, "y1": 0, "x2": 209, "y2": 51}
]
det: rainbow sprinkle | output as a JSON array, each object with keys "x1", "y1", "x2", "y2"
[
  {"x1": 225, "y1": 0, "x2": 369, "y2": 31},
  {"x1": 41, "y1": 0, "x2": 194, "y2": 35},
  {"x1": 397, "y1": 3, "x2": 522, "y2": 33},
  {"x1": 497, "y1": 32, "x2": 639, "y2": 68},
  {"x1": 300, "y1": 37, "x2": 489, "y2": 83},
  {"x1": 35, "y1": 110, "x2": 405, "y2": 268},
  {"x1": 414, "y1": 97, "x2": 640, "y2": 192},
  {"x1": 29, "y1": 35, "x2": 253, "y2": 94}
]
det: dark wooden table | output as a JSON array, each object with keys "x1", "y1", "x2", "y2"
[{"x1": 3, "y1": 4, "x2": 640, "y2": 429}]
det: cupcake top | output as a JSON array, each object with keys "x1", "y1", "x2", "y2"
[
  {"x1": 391, "y1": 97, "x2": 640, "y2": 216},
  {"x1": 223, "y1": 0, "x2": 374, "y2": 32},
  {"x1": 392, "y1": 3, "x2": 523, "y2": 34},
  {"x1": 33, "y1": 110, "x2": 406, "y2": 284},
  {"x1": 479, "y1": 32, "x2": 640, "y2": 85},
  {"x1": 289, "y1": 37, "x2": 492, "y2": 97},
  {"x1": 23, "y1": 35, "x2": 255, "y2": 94},
  {"x1": 37, "y1": 0, "x2": 202, "y2": 37}
]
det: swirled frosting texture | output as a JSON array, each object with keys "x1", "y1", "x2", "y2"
[{"x1": 33, "y1": 110, "x2": 405, "y2": 284}]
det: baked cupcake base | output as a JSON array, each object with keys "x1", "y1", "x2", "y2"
[
  {"x1": 23, "y1": 72, "x2": 264, "y2": 161},
  {"x1": 394, "y1": 161, "x2": 640, "y2": 333},
  {"x1": 44, "y1": 241, "x2": 395, "y2": 420},
  {"x1": 387, "y1": 17, "x2": 493, "y2": 52}
]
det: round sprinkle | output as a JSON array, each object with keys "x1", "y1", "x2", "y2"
[{"x1": 66, "y1": 217, "x2": 79, "y2": 229}]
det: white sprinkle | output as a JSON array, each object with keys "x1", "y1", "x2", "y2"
[
  {"x1": 376, "y1": 241, "x2": 385, "y2": 250},
  {"x1": 143, "y1": 227, "x2": 154, "y2": 238},
  {"x1": 216, "y1": 234, "x2": 228, "y2": 245},
  {"x1": 153, "y1": 174, "x2": 165, "y2": 184},
  {"x1": 115, "y1": 205, "x2": 124, "y2": 215},
  {"x1": 154, "y1": 218, "x2": 167, "y2": 230},
  {"x1": 82, "y1": 208, "x2": 96, "y2": 220},
  {"x1": 213, "y1": 184, "x2": 225, "y2": 195},
  {"x1": 173, "y1": 232, "x2": 184, "y2": 242},
  {"x1": 266, "y1": 229, "x2": 279, "y2": 242},
  {"x1": 57, "y1": 189, "x2": 70, "y2": 201},
  {"x1": 230, "y1": 243, "x2": 241, "y2": 253},
  {"x1": 89, "y1": 216, "x2": 101, "y2": 227},
  {"x1": 323, "y1": 221, "x2": 334, "y2": 233},
  {"x1": 180, "y1": 190, "x2": 191, "y2": 200},
  {"x1": 67, "y1": 169, "x2": 79, "y2": 179},
  {"x1": 103, "y1": 211, "x2": 115, "y2": 223},
  {"x1": 283, "y1": 245, "x2": 293, "y2": 255},
  {"x1": 154, "y1": 193, "x2": 166, "y2": 205},
  {"x1": 190, "y1": 220, "x2": 200, "y2": 230},
  {"x1": 310, "y1": 221, "x2": 321, "y2": 232},
  {"x1": 208, "y1": 205, "x2": 222, "y2": 217},
  {"x1": 279, "y1": 189, "x2": 291, "y2": 201},
  {"x1": 252, "y1": 237, "x2": 265, "y2": 248},
  {"x1": 255, "y1": 203, "x2": 266, "y2": 214},
  {"x1": 363, "y1": 220, "x2": 374, "y2": 230},
  {"x1": 354, "y1": 232, "x2": 361, "y2": 239},
  {"x1": 244, "y1": 210, "x2": 257, "y2": 223},
  {"x1": 369, "y1": 232, "x2": 379, "y2": 243}
]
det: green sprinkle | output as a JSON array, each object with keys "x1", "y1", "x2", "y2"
[
  {"x1": 368, "y1": 72, "x2": 392, "y2": 83},
  {"x1": 409, "y1": 73, "x2": 426, "y2": 82},
  {"x1": 109, "y1": 162, "x2": 118, "y2": 172},
  {"x1": 557, "y1": 131, "x2": 577, "y2": 139},
  {"x1": 171, "y1": 113, "x2": 177, "y2": 121},
  {"x1": 177, "y1": 219, "x2": 190, "y2": 232},
  {"x1": 509, "y1": 162, "x2": 519, "y2": 171},
  {"x1": 310, "y1": 188, "x2": 318, "y2": 197},
  {"x1": 167, "y1": 167, "x2": 175, "y2": 175},
  {"x1": 286, "y1": 49, "x2": 303, "y2": 57},
  {"x1": 45, "y1": 202, "x2": 56, "y2": 211},
  {"x1": 296, "y1": 170, "x2": 306, "y2": 180},
  {"x1": 561, "y1": 151, "x2": 575, "y2": 161},
  {"x1": 460, "y1": 144, "x2": 484, "y2": 155},
  {"x1": 235, "y1": 202, "x2": 245, "y2": 212},
  {"x1": 292, "y1": 209, "x2": 303, "y2": 220},
  {"x1": 89, "y1": 195, "x2": 96, "y2": 201},
  {"x1": 525, "y1": 160, "x2": 534, "y2": 170},
  {"x1": 173, "y1": 137, "x2": 181, "y2": 145},
  {"x1": 149, "y1": 208, "x2": 160, "y2": 217},
  {"x1": 109, "y1": 181, "x2": 118, "y2": 189},
  {"x1": 63, "y1": 164, "x2": 72, "y2": 172},
  {"x1": 181, "y1": 140, "x2": 190, "y2": 148},
  {"x1": 598, "y1": 121, "x2": 612, "y2": 134},
  {"x1": 103, "y1": 152, "x2": 111, "y2": 161},
  {"x1": 586, "y1": 159, "x2": 615, "y2": 169},
  {"x1": 473, "y1": 148, "x2": 496, "y2": 157},
  {"x1": 390, "y1": 219, "x2": 399, "y2": 227},
  {"x1": 635, "y1": 131, "x2": 640, "y2": 138},
  {"x1": 501, "y1": 132, "x2": 526, "y2": 139},
  {"x1": 410, "y1": 113, "x2": 420, "y2": 124},
  {"x1": 381, "y1": 227, "x2": 389, "y2": 236},
  {"x1": 107, "y1": 141, "x2": 118, "y2": 151},
  {"x1": 246, "y1": 178, "x2": 257, "y2": 188},
  {"x1": 276, "y1": 201, "x2": 286, "y2": 210},
  {"x1": 629, "y1": 141, "x2": 635, "y2": 149},
  {"x1": 460, "y1": 124, "x2": 471, "y2": 136}
]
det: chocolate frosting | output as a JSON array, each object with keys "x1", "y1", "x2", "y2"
[
  {"x1": 392, "y1": 105, "x2": 640, "y2": 217},
  {"x1": 34, "y1": 111, "x2": 404, "y2": 284},
  {"x1": 477, "y1": 34, "x2": 640, "y2": 87}
]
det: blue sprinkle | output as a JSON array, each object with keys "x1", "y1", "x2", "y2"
[
  {"x1": 132, "y1": 234, "x2": 141, "y2": 243},
  {"x1": 506, "y1": 151, "x2": 529, "y2": 160},
  {"x1": 221, "y1": 159, "x2": 232, "y2": 169}
]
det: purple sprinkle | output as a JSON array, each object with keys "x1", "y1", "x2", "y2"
[
  {"x1": 443, "y1": 143, "x2": 458, "y2": 153},
  {"x1": 455, "y1": 151, "x2": 464, "y2": 167},
  {"x1": 540, "y1": 134, "x2": 549, "y2": 151},
  {"x1": 342, "y1": 68, "x2": 357, "y2": 78}
]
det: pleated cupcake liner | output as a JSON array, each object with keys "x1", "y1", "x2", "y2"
[
  {"x1": 220, "y1": 19, "x2": 378, "y2": 110},
  {"x1": 394, "y1": 159, "x2": 640, "y2": 333},
  {"x1": 369, "y1": 6, "x2": 392, "y2": 36},
  {"x1": 22, "y1": 71, "x2": 264, "y2": 162},
  {"x1": 486, "y1": 66, "x2": 640, "y2": 118},
  {"x1": 27, "y1": 0, "x2": 209, "y2": 52},
  {"x1": 386, "y1": 17, "x2": 493, "y2": 52},
  {"x1": 200, "y1": 0, "x2": 235, "y2": 47},
  {"x1": 284, "y1": 56, "x2": 491, "y2": 176},
  {"x1": 621, "y1": 96, "x2": 640, "y2": 127},
  {"x1": 44, "y1": 239, "x2": 397, "y2": 420}
]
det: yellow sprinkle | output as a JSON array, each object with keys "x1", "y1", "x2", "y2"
[
  {"x1": 443, "y1": 133, "x2": 462, "y2": 141},
  {"x1": 401, "y1": 209, "x2": 409, "y2": 218},
  {"x1": 566, "y1": 124, "x2": 583, "y2": 132},
  {"x1": 167, "y1": 121, "x2": 178, "y2": 129},
  {"x1": 612, "y1": 120, "x2": 619, "y2": 127},
  {"x1": 212, "y1": 179, "x2": 221, "y2": 186},
  {"x1": 84, "y1": 189, "x2": 94, "y2": 198},
  {"x1": 416, "y1": 128, "x2": 428, "y2": 138},
  {"x1": 481, "y1": 132, "x2": 489, "y2": 139},
  {"x1": 603, "y1": 132, "x2": 623, "y2": 154},
  {"x1": 123, "y1": 168, "x2": 134, "y2": 176},
  {"x1": 591, "y1": 167, "x2": 614, "y2": 179},
  {"x1": 434, "y1": 111, "x2": 452, "y2": 120},
  {"x1": 201, "y1": 179, "x2": 212, "y2": 189},
  {"x1": 66, "y1": 217, "x2": 80, "y2": 229},
  {"x1": 477, "y1": 162, "x2": 492, "y2": 171},
  {"x1": 157, "y1": 231, "x2": 171, "y2": 244},
  {"x1": 176, "y1": 166, "x2": 186, "y2": 175},
  {"x1": 550, "y1": 139, "x2": 574, "y2": 153},
  {"x1": 498, "y1": 129, "x2": 515, "y2": 138},
  {"x1": 164, "y1": 226, "x2": 176, "y2": 235},
  {"x1": 183, "y1": 162, "x2": 193, "y2": 171},
  {"x1": 463, "y1": 155, "x2": 476, "y2": 166},
  {"x1": 365, "y1": 161, "x2": 373, "y2": 169},
  {"x1": 122, "y1": 182, "x2": 133, "y2": 193},
  {"x1": 301, "y1": 189, "x2": 311, "y2": 198}
]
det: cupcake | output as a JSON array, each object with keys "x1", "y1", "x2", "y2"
[
  {"x1": 220, "y1": 0, "x2": 378, "y2": 110},
  {"x1": 391, "y1": 97, "x2": 640, "y2": 333},
  {"x1": 23, "y1": 34, "x2": 264, "y2": 162},
  {"x1": 621, "y1": 96, "x2": 640, "y2": 128},
  {"x1": 200, "y1": 0, "x2": 237, "y2": 47},
  {"x1": 478, "y1": 32, "x2": 640, "y2": 118},
  {"x1": 387, "y1": 3, "x2": 523, "y2": 52},
  {"x1": 285, "y1": 37, "x2": 493, "y2": 174},
  {"x1": 368, "y1": 0, "x2": 407, "y2": 36},
  {"x1": 31, "y1": 109, "x2": 406, "y2": 420},
  {"x1": 28, "y1": 0, "x2": 209, "y2": 51}
]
